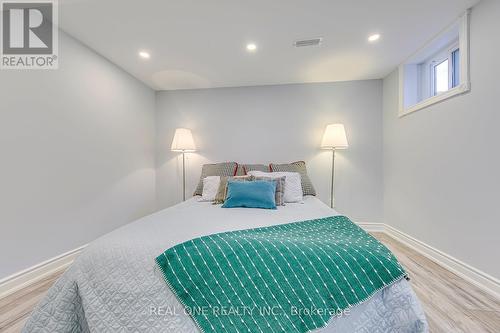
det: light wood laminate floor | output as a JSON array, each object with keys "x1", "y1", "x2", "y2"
[{"x1": 1, "y1": 233, "x2": 499, "y2": 332}]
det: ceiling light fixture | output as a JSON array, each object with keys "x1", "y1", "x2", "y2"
[
  {"x1": 246, "y1": 43, "x2": 257, "y2": 52},
  {"x1": 139, "y1": 51, "x2": 151, "y2": 59},
  {"x1": 368, "y1": 34, "x2": 381, "y2": 42}
]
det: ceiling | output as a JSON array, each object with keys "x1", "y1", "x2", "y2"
[{"x1": 58, "y1": 0, "x2": 479, "y2": 91}]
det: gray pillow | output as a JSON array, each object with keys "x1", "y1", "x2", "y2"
[
  {"x1": 270, "y1": 161, "x2": 316, "y2": 196},
  {"x1": 193, "y1": 162, "x2": 238, "y2": 196},
  {"x1": 213, "y1": 175, "x2": 254, "y2": 204},
  {"x1": 242, "y1": 164, "x2": 270, "y2": 174},
  {"x1": 253, "y1": 176, "x2": 286, "y2": 206},
  {"x1": 235, "y1": 164, "x2": 246, "y2": 176}
]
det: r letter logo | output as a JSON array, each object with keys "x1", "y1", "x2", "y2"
[{"x1": 1, "y1": 0, "x2": 58, "y2": 69}]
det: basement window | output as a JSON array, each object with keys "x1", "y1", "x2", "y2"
[{"x1": 399, "y1": 10, "x2": 470, "y2": 117}]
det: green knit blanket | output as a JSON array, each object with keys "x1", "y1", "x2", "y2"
[{"x1": 156, "y1": 216, "x2": 406, "y2": 333}]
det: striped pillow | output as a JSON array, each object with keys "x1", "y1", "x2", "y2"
[
  {"x1": 253, "y1": 176, "x2": 286, "y2": 206},
  {"x1": 193, "y1": 162, "x2": 238, "y2": 196},
  {"x1": 213, "y1": 175, "x2": 254, "y2": 204},
  {"x1": 270, "y1": 161, "x2": 316, "y2": 196}
]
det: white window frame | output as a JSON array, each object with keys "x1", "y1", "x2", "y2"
[{"x1": 398, "y1": 10, "x2": 470, "y2": 117}]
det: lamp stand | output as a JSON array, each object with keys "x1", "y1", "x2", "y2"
[
  {"x1": 330, "y1": 148, "x2": 336, "y2": 208},
  {"x1": 182, "y1": 151, "x2": 186, "y2": 201}
]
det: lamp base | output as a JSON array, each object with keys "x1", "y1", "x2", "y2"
[
  {"x1": 330, "y1": 148, "x2": 335, "y2": 208},
  {"x1": 182, "y1": 151, "x2": 186, "y2": 201}
]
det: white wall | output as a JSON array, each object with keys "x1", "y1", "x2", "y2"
[
  {"x1": 156, "y1": 80, "x2": 384, "y2": 223},
  {"x1": 0, "y1": 31, "x2": 156, "y2": 279},
  {"x1": 383, "y1": 0, "x2": 500, "y2": 279}
]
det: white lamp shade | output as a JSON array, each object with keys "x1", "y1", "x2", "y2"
[
  {"x1": 321, "y1": 124, "x2": 348, "y2": 149},
  {"x1": 171, "y1": 128, "x2": 196, "y2": 152}
]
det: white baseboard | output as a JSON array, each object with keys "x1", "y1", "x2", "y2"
[
  {"x1": 356, "y1": 222, "x2": 500, "y2": 301},
  {"x1": 0, "y1": 245, "x2": 86, "y2": 299},
  {"x1": 383, "y1": 224, "x2": 500, "y2": 301}
]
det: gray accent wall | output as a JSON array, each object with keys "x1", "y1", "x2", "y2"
[
  {"x1": 0, "y1": 31, "x2": 156, "y2": 279},
  {"x1": 156, "y1": 80, "x2": 384, "y2": 223},
  {"x1": 383, "y1": 0, "x2": 500, "y2": 279}
]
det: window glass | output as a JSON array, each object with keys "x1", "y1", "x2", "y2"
[{"x1": 434, "y1": 59, "x2": 449, "y2": 94}]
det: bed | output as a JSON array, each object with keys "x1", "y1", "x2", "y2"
[{"x1": 23, "y1": 197, "x2": 428, "y2": 332}]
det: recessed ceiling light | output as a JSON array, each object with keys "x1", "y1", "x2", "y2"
[
  {"x1": 139, "y1": 51, "x2": 150, "y2": 59},
  {"x1": 368, "y1": 34, "x2": 381, "y2": 42},
  {"x1": 246, "y1": 43, "x2": 257, "y2": 52}
]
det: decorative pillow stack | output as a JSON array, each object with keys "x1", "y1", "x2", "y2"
[
  {"x1": 195, "y1": 160, "x2": 316, "y2": 208},
  {"x1": 270, "y1": 161, "x2": 316, "y2": 196}
]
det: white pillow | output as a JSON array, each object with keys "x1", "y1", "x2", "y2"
[
  {"x1": 199, "y1": 176, "x2": 221, "y2": 201},
  {"x1": 248, "y1": 171, "x2": 303, "y2": 203}
]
